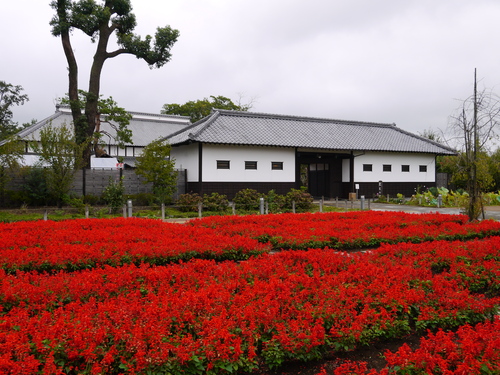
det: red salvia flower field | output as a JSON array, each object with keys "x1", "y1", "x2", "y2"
[{"x1": 1, "y1": 212, "x2": 499, "y2": 374}]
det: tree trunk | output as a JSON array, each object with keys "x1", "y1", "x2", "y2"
[{"x1": 82, "y1": 24, "x2": 112, "y2": 168}]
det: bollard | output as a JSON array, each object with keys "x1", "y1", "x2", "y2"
[
  {"x1": 387, "y1": 194, "x2": 390, "y2": 203},
  {"x1": 292, "y1": 200, "x2": 296, "y2": 214},
  {"x1": 44, "y1": 210, "x2": 48, "y2": 221},
  {"x1": 231, "y1": 202, "x2": 236, "y2": 215},
  {"x1": 335, "y1": 197, "x2": 338, "y2": 208},
  {"x1": 198, "y1": 202, "x2": 202, "y2": 218},
  {"x1": 437, "y1": 194, "x2": 442, "y2": 208},
  {"x1": 123, "y1": 205, "x2": 127, "y2": 218},
  {"x1": 161, "y1": 203, "x2": 165, "y2": 220},
  {"x1": 360, "y1": 195, "x2": 365, "y2": 210},
  {"x1": 259, "y1": 197, "x2": 265, "y2": 214},
  {"x1": 85, "y1": 206, "x2": 89, "y2": 219},
  {"x1": 127, "y1": 199, "x2": 133, "y2": 218},
  {"x1": 265, "y1": 201, "x2": 269, "y2": 215},
  {"x1": 319, "y1": 199, "x2": 323, "y2": 213}
]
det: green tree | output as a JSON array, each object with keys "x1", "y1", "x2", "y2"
[
  {"x1": 0, "y1": 137, "x2": 24, "y2": 206},
  {"x1": 439, "y1": 151, "x2": 493, "y2": 192},
  {"x1": 31, "y1": 123, "x2": 86, "y2": 207},
  {"x1": 488, "y1": 147, "x2": 500, "y2": 191},
  {"x1": 0, "y1": 81, "x2": 29, "y2": 141},
  {"x1": 134, "y1": 138, "x2": 177, "y2": 204},
  {"x1": 50, "y1": 0, "x2": 179, "y2": 167},
  {"x1": 162, "y1": 95, "x2": 252, "y2": 123}
]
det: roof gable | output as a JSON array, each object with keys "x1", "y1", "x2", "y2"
[{"x1": 166, "y1": 110, "x2": 456, "y2": 155}]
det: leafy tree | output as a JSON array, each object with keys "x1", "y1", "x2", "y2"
[
  {"x1": 50, "y1": 0, "x2": 179, "y2": 166},
  {"x1": 134, "y1": 138, "x2": 177, "y2": 204},
  {"x1": 488, "y1": 147, "x2": 500, "y2": 191},
  {"x1": 31, "y1": 123, "x2": 86, "y2": 207},
  {"x1": 162, "y1": 95, "x2": 252, "y2": 123},
  {"x1": 0, "y1": 137, "x2": 24, "y2": 206},
  {"x1": 418, "y1": 128, "x2": 444, "y2": 143},
  {"x1": 0, "y1": 81, "x2": 29, "y2": 141},
  {"x1": 439, "y1": 151, "x2": 493, "y2": 192}
]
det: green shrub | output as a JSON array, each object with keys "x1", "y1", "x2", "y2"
[
  {"x1": 83, "y1": 194, "x2": 102, "y2": 206},
  {"x1": 127, "y1": 193, "x2": 157, "y2": 207},
  {"x1": 265, "y1": 189, "x2": 287, "y2": 212},
  {"x1": 285, "y1": 187, "x2": 313, "y2": 210},
  {"x1": 20, "y1": 167, "x2": 51, "y2": 206},
  {"x1": 203, "y1": 192, "x2": 229, "y2": 212},
  {"x1": 176, "y1": 193, "x2": 202, "y2": 212},
  {"x1": 233, "y1": 188, "x2": 263, "y2": 210},
  {"x1": 102, "y1": 177, "x2": 125, "y2": 214}
]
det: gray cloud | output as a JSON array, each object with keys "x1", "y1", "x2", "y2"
[{"x1": 2, "y1": 0, "x2": 500, "y2": 138}]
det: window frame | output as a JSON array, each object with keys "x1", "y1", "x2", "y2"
[
  {"x1": 363, "y1": 164, "x2": 373, "y2": 172},
  {"x1": 216, "y1": 160, "x2": 230, "y2": 170},
  {"x1": 383, "y1": 164, "x2": 392, "y2": 172},
  {"x1": 419, "y1": 165, "x2": 427, "y2": 172},
  {"x1": 271, "y1": 161, "x2": 283, "y2": 170},
  {"x1": 245, "y1": 161, "x2": 258, "y2": 170},
  {"x1": 401, "y1": 165, "x2": 410, "y2": 172}
]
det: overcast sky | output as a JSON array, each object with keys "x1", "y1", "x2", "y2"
[{"x1": 2, "y1": 0, "x2": 500, "y2": 137}]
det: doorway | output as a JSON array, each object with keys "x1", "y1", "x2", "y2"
[{"x1": 303, "y1": 163, "x2": 330, "y2": 198}]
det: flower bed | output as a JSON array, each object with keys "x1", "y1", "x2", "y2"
[
  {"x1": 0, "y1": 218, "x2": 269, "y2": 273},
  {"x1": 1, "y1": 219, "x2": 499, "y2": 374},
  {"x1": 189, "y1": 211, "x2": 500, "y2": 250},
  {"x1": 330, "y1": 318, "x2": 500, "y2": 374}
]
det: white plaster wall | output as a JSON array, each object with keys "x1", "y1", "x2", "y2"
[
  {"x1": 170, "y1": 143, "x2": 199, "y2": 182},
  {"x1": 353, "y1": 152, "x2": 435, "y2": 182},
  {"x1": 202, "y1": 144, "x2": 295, "y2": 182}
]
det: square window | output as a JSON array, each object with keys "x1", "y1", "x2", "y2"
[
  {"x1": 245, "y1": 161, "x2": 257, "y2": 170},
  {"x1": 271, "y1": 161, "x2": 283, "y2": 170},
  {"x1": 217, "y1": 160, "x2": 230, "y2": 169},
  {"x1": 401, "y1": 165, "x2": 410, "y2": 172},
  {"x1": 363, "y1": 164, "x2": 373, "y2": 172},
  {"x1": 383, "y1": 164, "x2": 392, "y2": 172},
  {"x1": 419, "y1": 165, "x2": 427, "y2": 172}
]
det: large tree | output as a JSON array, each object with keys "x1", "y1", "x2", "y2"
[
  {"x1": 0, "y1": 81, "x2": 29, "y2": 141},
  {"x1": 162, "y1": 95, "x2": 252, "y2": 123},
  {"x1": 50, "y1": 0, "x2": 179, "y2": 167}
]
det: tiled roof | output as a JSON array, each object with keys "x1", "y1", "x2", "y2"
[
  {"x1": 16, "y1": 106, "x2": 190, "y2": 147},
  {"x1": 166, "y1": 110, "x2": 457, "y2": 155}
]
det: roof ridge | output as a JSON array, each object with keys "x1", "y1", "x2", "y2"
[
  {"x1": 190, "y1": 111, "x2": 220, "y2": 139},
  {"x1": 214, "y1": 109, "x2": 396, "y2": 127},
  {"x1": 56, "y1": 104, "x2": 190, "y2": 121}
]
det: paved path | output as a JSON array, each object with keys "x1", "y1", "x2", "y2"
[
  {"x1": 325, "y1": 201, "x2": 500, "y2": 221},
  {"x1": 163, "y1": 202, "x2": 500, "y2": 222}
]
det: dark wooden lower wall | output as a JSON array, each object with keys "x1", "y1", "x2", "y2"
[
  {"x1": 186, "y1": 182, "x2": 297, "y2": 200},
  {"x1": 353, "y1": 181, "x2": 437, "y2": 199},
  {"x1": 187, "y1": 181, "x2": 436, "y2": 200}
]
